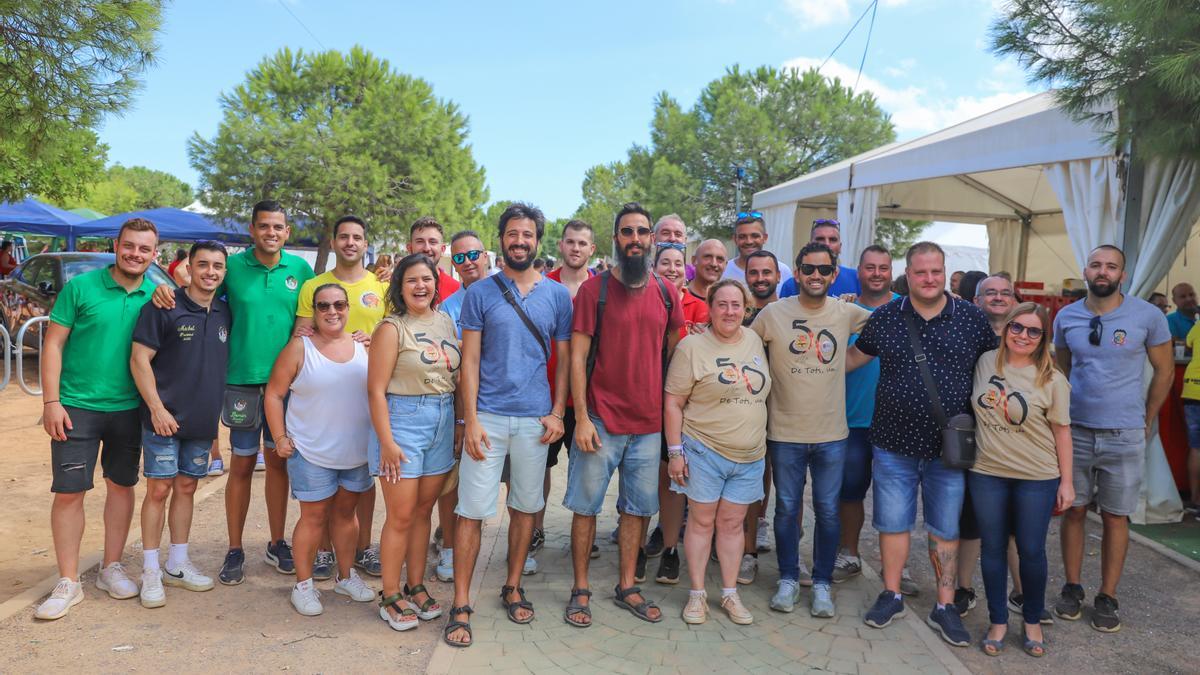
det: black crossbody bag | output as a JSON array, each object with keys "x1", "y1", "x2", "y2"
[
  {"x1": 902, "y1": 311, "x2": 976, "y2": 469},
  {"x1": 221, "y1": 384, "x2": 264, "y2": 431},
  {"x1": 491, "y1": 274, "x2": 549, "y2": 362}
]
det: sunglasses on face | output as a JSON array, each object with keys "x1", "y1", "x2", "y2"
[
  {"x1": 1088, "y1": 315, "x2": 1103, "y2": 346},
  {"x1": 1007, "y1": 322, "x2": 1044, "y2": 340},
  {"x1": 799, "y1": 263, "x2": 836, "y2": 277},
  {"x1": 451, "y1": 249, "x2": 484, "y2": 264},
  {"x1": 315, "y1": 300, "x2": 349, "y2": 312},
  {"x1": 655, "y1": 242, "x2": 685, "y2": 251},
  {"x1": 619, "y1": 226, "x2": 653, "y2": 238}
]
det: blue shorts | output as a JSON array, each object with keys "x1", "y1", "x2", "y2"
[
  {"x1": 368, "y1": 393, "x2": 455, "y2": 479},
  {"x1": 871, "y1": 447, "x2": 965, "y2": 541},
  {"x1": 1185, "y1": 401, "x2": 1200, "y2": 448},
  {"x1": 840, "y1": 428, "x2": 873, "y2": 502},
  {"x1": 670, "y1": 434, "x2": 765, "y2": 505},
  {"x1": 229, "y1": 391, "x2": 276, "y2": 458},
  {"x1": 563, "y1": 414, "x2": 660, "y2": 517},
  {"x1": 287, "y1": 449, "x2": 372, "y2": 502},
  {"x1": 142, "y1": 429, "x2": 212, "y2": 480}
]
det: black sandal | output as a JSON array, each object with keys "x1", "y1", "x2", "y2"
[
  {"x1": 564, "y1": 588, "x2": 593, "y2": 628},
  {"x1": 404, "y1": 583, "x2": 442, "y2": 620},
  {"x1": 500, "y1": 585, "x2": 535, "y2": 625},
  {"x1": 442, "y1": 605, "x2": 473, "y2": 648},
  {"x1": 613, "y1": 584, "x2": 662, "y2": 623}
]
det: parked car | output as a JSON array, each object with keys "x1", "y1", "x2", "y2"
[{"x1": 0, "y1": 253, "x2": 176, "y2": 349}]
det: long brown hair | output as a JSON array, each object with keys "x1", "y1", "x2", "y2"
[{"x1": 995, "y1": 302, "x2": 1057, "y2": 387}]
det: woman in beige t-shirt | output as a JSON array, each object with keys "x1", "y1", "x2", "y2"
[
  {"x1": 664, "y1": 279, "x2": 771, "y2": 627},
  {"x1": 969, "y1": 302, "x2": 1073, "y2": 657},
  {"x1": 368, "y1": 254, "x2": 462, "y2": 632}
]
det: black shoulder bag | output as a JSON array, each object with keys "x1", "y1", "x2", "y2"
[
  {"x1": 221, "y1": 384, "x2": 264, "y2": 430},
  {"x1": 901, "y1": 311, "x2": 976, "y2": 469},
  {"x1": 491, "y1": 274, "x2": 549, "y2": 362},
  {"x1": 585, "y1": 271, "x2": 674, "y2": 382}
]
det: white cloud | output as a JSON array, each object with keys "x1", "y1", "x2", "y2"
[
  {"x1": 783, "y1": 0, "x2": 850, "y2": 26},
  {"x1": 783, "y1": 56, "x2": 1033, "y2": 136}
]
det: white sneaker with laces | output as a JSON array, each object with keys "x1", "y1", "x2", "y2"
[
  {"x1": 333, "y1": 569, "x2": 375, "y2": 602},
  {"x1": 736, "y1": 553, "x2": 758, "y2": 585},
  {"x1": 96, "y1": 562, "x2": 139, "y2": 599},
  {"x1": 254, "y1": 451, "x2": 266, "y2": 471},
  {"x1": 291, "y1": 581, "x2": 323, "y2": 616},
  {"x1": 35, "y1": 578, "x2": 83, "y2": 620},
  {"x1": 140, "y1": 569, "x2": 166, "y2": 608},
  {"x1": 522, "y1": 553, "x2": 539, "y2": 576},
  {"x1": 770, "y1": 579, "x2": 801, "y2": 612},
  {"x1": 164, "y1": 559, "x2": 214, "y2": 592},
  {"x1": 756, "y1": 517, "x2": 771, "y2": 552},
  {"x1": 797, "y1": 561, "x2": 814, "y2": 587}
]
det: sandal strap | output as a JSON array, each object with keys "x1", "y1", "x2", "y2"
[
  {"x1": 379, "y1": 591, "x2": 405, "y2": 609},
  {"x1": 615, "y1": 584, "x2": 643, "y2": 601},
  {"x1": 570, "y1": 588, "x2": 593, "y2": 599},
  {"x1": 449, "y1": 604, "x2": 474, "y2": 617},
  {"x1": 406, "y1": 583, "x2": 429, "y2": 597}
]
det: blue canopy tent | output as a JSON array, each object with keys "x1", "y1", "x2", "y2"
[
  {"x1": 77, "y1": 207, "x2": 253, "y2": 245},
  {"x1": 0, "y1": 198, "x2": 90, "y2": 249}
]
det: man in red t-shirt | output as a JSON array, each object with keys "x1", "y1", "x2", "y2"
[
  {"x1": 406, "y1": 216, "x2": 460, "y2": 300},
  {"x1": 563, "y1": 203, "x2": 683, "y2": 626}
]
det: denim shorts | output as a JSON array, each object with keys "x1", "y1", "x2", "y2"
[
  {"x1": 456, "y1": 412, "x2": 548, "y2": 520},
  {"x1": 142, "y1": 429, "x2": 213, "y2": 480},
  {"x1": 1070, "y1": 426, "x2": 1144, "y2": 517},
  {"x1": 1184, "y1": 401, "x2": 1200, "y2": 448},
  {"x1": 368, "y1": 393, "x2": 455, "y2": 479},
  {"x1": 871, "y1": 447, "x2": 965, "y2": 541},
  {"x1": 287, "y1": 448, "x2": 372, "y2": 502},
  {"x1": 840, "y1": 428, "x2": 873, "y2": 502},
  {"x1": 669, "y1": 434, "x2": 765, "y2": 505},
  {"x1": 563, "y1": 414, "x2": 660, "y2": 517},
  {"x1": 228, "y1": 390, "x2": 276, "y2": 458}
]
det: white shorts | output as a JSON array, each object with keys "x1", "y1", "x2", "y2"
[{"x1": 455, "y1": 412, "x2": 549, "y2": 520}]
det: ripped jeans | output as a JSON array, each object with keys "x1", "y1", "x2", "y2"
[{"x1": 50, "y1": 407, "x2": 141, "y2": 493}]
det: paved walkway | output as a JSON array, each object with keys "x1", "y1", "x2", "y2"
[{"x1": 427, "y1": 465, "x2": 968, "y2": 675}]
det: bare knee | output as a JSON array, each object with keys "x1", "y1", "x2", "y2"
[
  {"x1": 1064, "y1": 506, "x2": 1088, "y2": 523},
  {"x1": 174, "y1": 477, "x2": 198, "y2": 497},
  {"x1": 146, "y1": 479, "x2": 174, "y2": 503}
]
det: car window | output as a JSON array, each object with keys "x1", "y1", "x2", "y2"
[
  {"x1": 146, "y1": 264, "x2": 175, "y2": 288},
  {"x1": 62, "y1": 258, "x2": 108, "y2": 284},
  {"x1": 19, "y1": 258, "x2": 53, "y2": 287}
]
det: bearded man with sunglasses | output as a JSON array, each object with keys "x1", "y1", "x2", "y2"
[
  {"x1": 750, "y1": 242, "x2": 872, "y2": 618},
  {"x1": 1051, "y1": 244, "x2": 1173, "y2": 633}
]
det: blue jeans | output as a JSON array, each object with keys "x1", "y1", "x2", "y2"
[
  {"x1": 839, "y1": 428, "x2": 873, "y2": 502},
  {"x1": 871, "y1": 447, "x2": 964, "y2": 541},
  {"x1": 968, "y1": 472, "x2": 1059, "y2": 626},
  {"x1": 768, "y1": 439, "x2": 846, "y2": 585}
]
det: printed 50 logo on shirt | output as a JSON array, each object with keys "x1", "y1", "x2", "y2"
[
  {"x1": 716, "y1": 357, "x2": 767, "y2": 397},
  {"x1": 789, "y1": 319, "x2": 839, "y2": 370}
]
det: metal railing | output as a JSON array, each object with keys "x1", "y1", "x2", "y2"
[
  {"x1": 0, "y1": 323, "x2": 9, "y2": 391},
  {"x1": 16, "y1": 316, "x2": 48, "y2": 396}
]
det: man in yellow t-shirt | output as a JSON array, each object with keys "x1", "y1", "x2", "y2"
[
  {"x1": 1183, "y1": 321, "x2": 1200, "y2": 512},
  {"x1": 293, "y1": 215, "x2": 388, "y2": 578}
]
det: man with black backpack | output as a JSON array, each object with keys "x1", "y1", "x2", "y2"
[{"x1": 562, "y1": 203, "x2": 684, "y2": 627}]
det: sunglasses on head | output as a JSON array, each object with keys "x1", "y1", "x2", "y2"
[
  {"x1": 655, "y1": 242, "x2": 685, "y2": 251},
  {"x1": 1007, "y1": 321, "x2": 1044, "y2": 340},
  {"x1": 619, "y1": 226, "x2": 652, "y2": 238},
  {"x1": 736, "y1": 211, "x2": 763, "y2": 220},
  {"x1": 315, "y1": 300, "x2": 348, "y2": 312},
  {"x1": 451, "y1": 249, "x2": 484, "y2": 265},
  {"x1": 813, "y1": 218, "x2": 841, "y2": 228},
  {"x1": 799, "y1": 263, "x2": 836, "y2": 277},
  {"x1": 1088, "y1": 315, "x2": 1103, "y2": 346}
]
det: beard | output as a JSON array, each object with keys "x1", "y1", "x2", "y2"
[
  {"x1": 502, "y1": 245, "x2": 534, "y2": 271},
  {"x1": 1087, "y1": 277, "x2": 1119, "y2": 298},
  {"x1": 616, "y1": 243, "x2": 649, "y2": 287},
  {"x1": 749, "y1": 283, "x2": 775, "y2": 300}
]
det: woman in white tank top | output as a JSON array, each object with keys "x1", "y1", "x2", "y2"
[{"x1": 265, "y1": 284, "x2": 376, "y2": 617}]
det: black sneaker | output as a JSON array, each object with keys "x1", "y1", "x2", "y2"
[
  {"x1": 634, "y1": 547, "x2": 647, "y2": 583},
  {"x1": 953, "y1": 587, "x2": 976, "y2": 616},
  {"x1": 589, "y1": 543, "x2": 600, "y2": 559},
  {"x1": 529, "y1": 528, "x2": 545, "y2": 554},
  {"x1": 926, "y1": 606, "x2": 971, "y2": 647},
  {"x1": 1055, "y1": 583, "x2": 1085, "y2": 621},
  {"x1": 655, "y1": 547, "x2": 680, "y2": 584},
  {"x1": 1091, "y1": 593, "x2": 1121, "y2": 633},
  {"x1": 312, "y1": 550, "x2": 335, "y2": 580},
  {"x1": 644, "y1": 526, "x2": 665, "y2": 558},
  {"x1": 266, "y1": 539, "x2": 295, "y2": 574},
  {"x1": 1008, "y1": 591, "x2": 1054, "y2": 624},
  {"x1": 219, "y1": 548, "x2": 245, "y2": 585},
  {"x1": 864, "y1": 590, "x2": 906, "y2": 628}
]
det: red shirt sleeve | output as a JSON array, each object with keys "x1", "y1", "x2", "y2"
[{"x1": 571, "y1": 274, "x2": 601, "y2": 337}]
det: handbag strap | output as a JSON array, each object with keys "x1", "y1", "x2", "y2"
[
  {"x1": 901, "y1": 308, "x2": 950, "y2": 428},
  {"x1": 491, "y1": 274, "x2": 549, "y2": 362}
]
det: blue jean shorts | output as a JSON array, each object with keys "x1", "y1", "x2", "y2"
[
  {"x1": 228, "y1": 389, "x2": 276, "y2": 458},
  {"x1": 287, "y1": 448, "x2": 373, "y2": 502},
  {"x1": 563, "y1": 414, "x2": 660, "y2": 517},
  {"x1": 871, "y1": 446, "x2": 965, "y2": 541},
  {"x1": 368, "y1": 393, "x2": 455, "y2": 479},
  {"x1": 142, "y1": 429, "x2": 213, "y2": 480},
  {"x1": 1184, "y1": 401, "x2": 1200, "y2": 448},
  {"x1": 669, "y1": 434, "x2": 765, "y2": 505}
]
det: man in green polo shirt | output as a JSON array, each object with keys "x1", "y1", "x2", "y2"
[
  {"x1": 151, "y1": 200, "x2": 314, "y2": 584},
  {"x1": 36, "y1": 218, "x2": 160, "y2": 621}
]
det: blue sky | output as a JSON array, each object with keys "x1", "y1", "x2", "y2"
[{"x1": 97, "y1": 0, "x2": 1038, "y2": 224}]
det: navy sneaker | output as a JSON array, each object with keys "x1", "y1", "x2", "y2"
[
  {"x1": 926, "y1": 605, "x2": 971, "y2": 647},
  {"x1": 312, "y1": 550, "x2": 335, "y2": 581},
  {"x1": 864, "y1": 590, "x2": 906, "y2": 628},
  {"x1": 953, "y1": 586, "x2": 976, "y2": 616},
  {"x1": 266, "y1": 539, "x2": 295, "y2": 574},
  {"x1": 219, "y1": 548, "x2": 245, "y2": 585},
  {"x1": 644, "y1": 526, "x2": 665, "y2": 558}
]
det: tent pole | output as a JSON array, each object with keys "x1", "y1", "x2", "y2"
[
  {"x1": 1017, "y1": 215, "x2": 1031, "y2": 282},
  {"x1": 1120, "y1": 147, "x2": 1145, "y2": 294}
]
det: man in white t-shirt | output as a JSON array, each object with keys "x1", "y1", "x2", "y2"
[{"x1": 721, "y1": 212, "x2": 791, "y2": 292}]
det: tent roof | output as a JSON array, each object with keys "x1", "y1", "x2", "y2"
[
  {"x1": 753, "y1": 91, "x2": 1117, "y2": 223},
  {"x1": 0, "y1": 198, "x2": 89, "y2": 236},
  {"x1": 77, "y1": 207, "x2": 253, "y2": 244},
  {"x1": 68, "y1": 207, "x2": 108, "y2": 220}
]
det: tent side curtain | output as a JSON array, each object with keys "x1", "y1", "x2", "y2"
[
  {"x1": 1128, "y1": 156, "x2": 1200, "y2": 297},
  {"x1": 985, "y1": 218, "x2": 1022, "y2": 276},
  {"x1": 1044, "y1": 158, "x2": 1122, "y2": 271},
  {"x1": 836, "y1": 187, "x2": 880, "y2": 264},
  {"x1": 762, "y1": 203, "x2": 797, "y2": 263}
]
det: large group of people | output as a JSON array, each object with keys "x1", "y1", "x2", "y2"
[{"x1": 33, "y1": 199, "x2": 1180, "y2": 661}]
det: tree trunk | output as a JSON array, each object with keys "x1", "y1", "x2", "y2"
[{"x1": 313, "y1": 233, "x2": 331, "y2": 274}]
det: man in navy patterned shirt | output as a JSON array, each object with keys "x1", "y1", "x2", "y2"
[{"x1": 847, "y1": 241, "x2": 997, "y2": 647}]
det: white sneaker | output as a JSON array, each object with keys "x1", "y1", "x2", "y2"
[
  {"x1": 756, "y1": 517, "x2": 771, "y2": 552},
  {"x1": 522, "y1": 553, "x2": 539, "y2": 576},
  {"x1": 35, "y1": 577, "x2": 83, "y2": 620},
  {"x1": 254, "y1": 451, "x2": 266, "y2": 471},
  {"x1": 737, "y1": 553, "x2": 758, "y2": 585},
  {"x1": 164, "y1": 559, "x2": 214, "y2": 592},
  {"x1": 797, "y1": 561, "x2": 814, "y2": 587},
  {"x1": 810, "y1": 582, "x2": 836, "y2": 618},
  {"x1": 96, "y1": 562, "x2": 139, "y2": 599},
  {"x1": 291, "y1": 581, "x2": 323, "y2": 616},
  {"x1": 140, "y1": 569, "x2": 166, "y2": 608},
  {"x1": 333, "y1": 569, "x2": 375, "y2": 602},
  {"x1": 436, "y1": 549, "x2": 454, "y2": 582},
  {"x1": 769, "y1": 579, "x2": 801, "y2": 613}
]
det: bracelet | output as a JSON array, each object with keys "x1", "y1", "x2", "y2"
[
  {"x1": 666, "y1": 444, "x2": 684, "y2": 459},
  {"x1": 274, "y1": 435, "x2": 291, "y2": 445},
  {"x1": 550, "y1": 412, "x2": 564, "y2": 421},
  {"x1": 455, "y1": 419, "x2": 466, "y2": 426},
  {"x1": 43, "y1": 400, "x2": 59, "y2": 406}
]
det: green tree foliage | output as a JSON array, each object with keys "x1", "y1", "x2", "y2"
[
  {"x1": 992, "y1": 0, "x2": 1200, "y2": 158},
  {"x1": 575, "y1": 66, "x2": 899, "y2": 243},
  {"x1": 875, "y1": 219, "x2": 927, "y2": 258},
  {"x1": 189, "y1": 46, "x2": 488, "y2": 269},
  {"x1": 0, "y1": 1, "x2": 163, "y2": 201},
  {"x1": 57, "y1": 164, "x2": 192, "y2": 214}
]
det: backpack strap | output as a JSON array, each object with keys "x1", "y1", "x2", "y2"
[
  {"x1": 653, "y1": 273, "x2": 673, "y2": 381},
  {"x1": 584, "y1": 270, "x2": 611, "y2": 382}
]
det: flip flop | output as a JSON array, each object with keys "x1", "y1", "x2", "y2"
[{"x1": 564, "y1": 588, "x2": 592, "y2": 628}]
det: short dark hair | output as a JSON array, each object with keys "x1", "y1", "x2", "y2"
[
  {"x1": 118, "y1": 217, "x2": 158, "y2": 241},
  {"x1": 905, "y1": 241, "x2": 945, "y2": 267},
  {"x1": 859, "y1": 244, "x2": 890, "y2": 264},
  {"x1": 533, "y1": 257, "x2": 547, "y2": 269},
  {"x1": 1089, "y1": 244, "x2": 1126, "y2": 269},
  {"x1": 386, "y1": 253, "x2": 441, "y2": 315},
  {"x1": 410, "y1": 216, "x2": 444, "y2": 238},
  {"x1": 1149, "y1": 291, "x2": 1168, "y2": 302},
  {"x1": 735, "y1": 213, "x2": 766, "y2": 229},
  {"x1": 189, "y1": 240, "x2": 227, "y2": 261},
  {"x1": 251, "y1": 200, "x2": 285, "y2": 223},
  {"x1": 498, "y1": 202, "x2": 545, "y2": 240},
  {"x1": 959, "y1": 270, "x2": 988, "y2": 304},
  {"x1": 450, "y1": 229, "x2": 482, "y2": 245},
  {"x1": 796, "y1": 241, "x2": 837, "y2": 269},
  {"x1": 563, "y1": 219, "x2": 594, "y2": 237},
  {"x1": 173, "y1": 248, "x2": 187, "y2": 262},
  {"x1": 613, "y1": 202, "x2": 652, "y2": 235},
  {"x1": 746, "y1": 249, "x2": 779, "y2": 272},
  {"x1": 334, "y1": 215, "x2": 367, "y2": 238}
]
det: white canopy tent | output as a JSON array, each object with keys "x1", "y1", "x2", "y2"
[{"x1": 753, "y1": 91, "x2": 1200, "y2": 523}]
